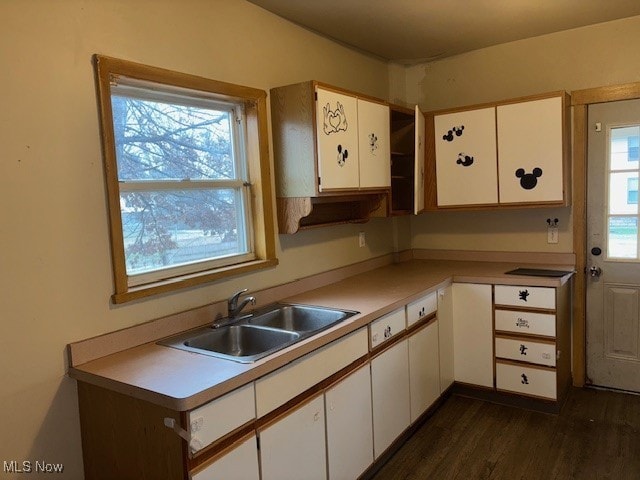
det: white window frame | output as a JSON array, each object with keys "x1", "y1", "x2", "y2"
[{"x1": 94, "y1": 55, "x2": 277, "y2": 303}]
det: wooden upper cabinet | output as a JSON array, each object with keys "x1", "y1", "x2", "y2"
[
  {"x1": 434, "y1": 107, "x2": 498, "y2": 206},
  {"x1": 497, "y1": 96, "x2": 565, "y2": 204},
  {"x1": 428, "y1": 91, "x2": 571, "y2": 210}
]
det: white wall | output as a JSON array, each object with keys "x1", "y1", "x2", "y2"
[
  {"x1": 396, "y1": 15, "x2": 640, "y2": 253},
  {"x1": 0, "y1": 1, "x2": 393, "y2": 477}
]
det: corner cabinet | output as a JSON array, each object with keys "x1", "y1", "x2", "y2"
[
  {"x1": 427, "y1": 91, "x2": 571, "y2": 209},
  {"x1": 271, "y1": 81, "x2": 390, "y2": 233}
]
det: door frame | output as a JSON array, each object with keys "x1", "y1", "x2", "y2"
[{"x1": 571, "y1": 81, "x2": 640, "y2": 387}]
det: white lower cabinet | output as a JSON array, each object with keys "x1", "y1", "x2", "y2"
[
  {"x1": 190, "y1": 434, "x2": 259, "y2": 480},
  {"x1": 437, "y1": 286, "x2": 454, "y2": 392},
  {"x1": 325, "y1": 365, "x2": 374, "y2": 479},
  {"x1": 371, "y1": 339, "x2": 410, "y2": 459},
  {"x1": 408, "y1": 320, "x2": 440, "y2": 422},
  {"x1": 259, "y1": 395, "x2": 326, "y2": 480},
  {"x1": 452, "y1": 283, "x2": 493, "y2": 388}
]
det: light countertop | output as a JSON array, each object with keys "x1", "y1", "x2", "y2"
[{"x1": 68, "y1": 259, "x2": 573, "y2": 411}]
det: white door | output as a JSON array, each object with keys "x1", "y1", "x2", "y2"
[
  {"x1": 190, "y1": 435, "x2": 259, "y2": 480},
  {"x1": 452, "y1": 283, "x2": 494, "y2": 388},
  {"x1": 408, "y1": 320, "x2": 440, "y2": 422},
  {"x1": 325, "y1": 365, "x2": 374, "y2": 480},
  {"x1": 357, "y1": 99, "x2": 390, "y2": 189},
  {"x1": 497, "y1": 96, "x2": 564, "y2": 204},
  {"x1": 316, "y1": 87, "x2": 359, "y2": 191},
  {"x1": 587, "y1": 98, "x2": 640, "y2": 392},
  {"x1": 370, "y1": 339, "x2": 410, "y2": 459},
  {"x1": 414, "y1": 105, "x2": 426, "y2": 214},
  {"x1": 437, "y1": 286, "x2": 455, "y2": 393},
  {"x1": 434, "y1": 107, "x2": 498, "y2": 206},
  {"x1": 259, "y1": 395, "x2": 326, "y2": 480}
]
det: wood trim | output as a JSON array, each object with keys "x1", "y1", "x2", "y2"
[
  {"x1": 187, "y1": 422, "x2": 256, "y2": 472},
  {"x1": 188, "y1": 431, "x2": 257, "y2": 477},
  {"x1": 494, "y1": 305, "x2": 556, "y2": 315},
  {"x1": 494, "y1": 332, "x2": 556, "y2": 344},
  {"x1": 405, "y1": 312, "x2": 437, "y2": 335},
  {"x1": 313, "y1": 80, "x2": 388, "y2": 106},
  {"x1": 369, "y1": 329, "x2": 408, "y2": 358},
  {"x1": 569, "y1": 81, "x2": 640, "y2": 387},
  {"x1": 93, "y1": 55, "x2": 278, "y2": 304},
  {"x1": 495, "y1": 358, "x2": 555, "y2": 372}
]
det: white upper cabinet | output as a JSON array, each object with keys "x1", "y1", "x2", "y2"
[
  {"x1": 316, "y1": 87, "x2": 360, "y2": 191},
  {"x1": 497, "y1": 96, "x2": 564, "y2": 204},
  {"x1": 357, "y1": 98, "x2": 391, "y2": 189},
  {"x1": 434, "y1": 107, "x2": 498, "y2": 206},
  {"x1": 431, "y1": 92, "x2": 569, "y2": 209}
]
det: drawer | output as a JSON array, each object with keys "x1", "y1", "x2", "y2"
[
  {"x1": 188, "y1": 383, "x2": 256, "y2": 454},
  {"x1": 370, "y1": 308, "x2": 406, "y2": 348},
  {"x1": 495, "y1": 336, "x2": 556, "y2": 367},
  {"x1": 406, "y1": 292, "x2": 437, "y2": 327},
  {"x1": 255, "y1": 328, "x2": 368, "y2": 417},
  {"x1": 496, "y1": 361, "x2": 556, "y2": 400},
  {"x1": 494, "y1": 285, "x2": 555, "y2": 310},
  {"x1": 495, "y1": 309, "x2": 556, "y2": 337},
  {"x1": 190, "y1": 433, "x2": 259, "y2": 480}
]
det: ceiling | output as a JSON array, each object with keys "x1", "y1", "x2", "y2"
[{"x1": 248, "y1": 0, "x2": 640, "y2": 64}]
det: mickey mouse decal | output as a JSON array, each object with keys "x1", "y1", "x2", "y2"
[
  {"x1": 516, "y1": 167, "x2": 543, "y2": 190},
  {"x1": 369, "y1": 133, "x2": 378, "y2": 154},
  {"x1": 457, "y1": 153, "x2": 474, "y2": 167},
  {"x1": 443, "y1": 125, "x2": 464, "y2": 142},
  {"x1": 337, "y1": 144, "x2": 348, "y2": 167},
  {"x1": 323, "y1": 102, "x2": 348, "y2": 136}
]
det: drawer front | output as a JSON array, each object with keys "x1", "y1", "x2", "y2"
[
  {"x1": 495, "y1": 337, "x2": 556, "y2": 367},
  {"x1": 496, "y1": 362, "x2": 557, "y2": 400},
  {"x1": 495, "y1": 309, "x2": 556, "y2": 337},
  {"x1": 188, "y1": 383, "x2": 256, "y2": 454},
  {"x1": 494, "y1": 285, "x2": 555, "y2": 310},
  {"x1": 370, "y1": 308, "x2": 406, "y2": 349},
  {"x1": 255, "y1": 328, "x2": 368, "y2": 417},
  {"x1": 406, "y1": 292, "x2": 437, "y2": 327}
]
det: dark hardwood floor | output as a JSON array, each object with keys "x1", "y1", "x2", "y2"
[{"x1": 372, "y1": 388, "x2": 640, "y2": 480}]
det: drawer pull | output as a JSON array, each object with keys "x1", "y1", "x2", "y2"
[
  {"x1": 519, "y1": 344, "x2": 528, "y2": 356},
  {"x1": 515, "y1": 317, "x2": 530, "y2": 329},
  {"x1": 518, "y1": 289, "x2": 530, "y2": 302},
  {"x1": 521, "y1": 374, "x2": 529, "y2": 385}
]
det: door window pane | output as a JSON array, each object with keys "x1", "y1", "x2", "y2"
[
  {"x1": 610, "y1": 126, "x2": 640, "y2": 170},
  {"x1": 609, "y1": 172, "x2": 639, "y2": 214},
  {"x1": 608, "y1": 217, "x2": 638, "y2": 259}
]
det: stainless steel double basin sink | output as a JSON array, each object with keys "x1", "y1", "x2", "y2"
[{"x1": 158, "y1": 303, "x2": 358, "y2": 363}]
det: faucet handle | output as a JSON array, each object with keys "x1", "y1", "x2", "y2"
[{"x1": 228, "y1": 289, "x2": 249, "y2": 308}]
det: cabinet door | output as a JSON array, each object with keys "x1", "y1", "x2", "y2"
[
  {"x1": 325, "y1": 365, "x2": 374, "y2": 480},
  {"x1": 452, "y1": 283, "x2": 493, "y2": 388},
  {"x1": 408, "y1": 320, "x2": 440, "y2": 423},
  {"x1": 497, "y1": 96, "x2": 564, "y2": 203},
  {"x1": 358, "y1": 99, "x2": 390, "y2": 189},
  {"x1": 437, "y1": 286, "x2": 454, "y2": 393},
  {"x1": 434, "y1": 107, "x2": 498, "y2": 206},
  {"x1": 371, "y1": 339, "x2": 410, "y2": 458},
  {"x1": 190, "y1": 434, "x2": 259, "y2": 480},
  {"x1": 414, "y1": 105, "x2": 426, "y2": 214},
  {"x1": 316, "y1": 87, "x2": 359, "y2": 191},
  {"x1": 260, "y1": 395, "x2": 326, "y2": 480}
]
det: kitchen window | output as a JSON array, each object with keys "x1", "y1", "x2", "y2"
[{"x1": 94, "y1": 55, "x2": 277, "y2": 303}]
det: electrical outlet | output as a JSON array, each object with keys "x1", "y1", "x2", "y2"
[
  {"x1": 359, "y1": 231, "x2": 366, "y2": 248},
  {"x1": 547, "y1": 225, "x2": 559, "y2": 244}
]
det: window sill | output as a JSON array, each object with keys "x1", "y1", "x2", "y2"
[{"x1": 111, "y1": 258, "x2": 279, "y2": 304}]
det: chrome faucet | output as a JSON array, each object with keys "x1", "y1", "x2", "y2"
[{"x1": 213, "y1": 289, "x2": 257, "y2": 328}]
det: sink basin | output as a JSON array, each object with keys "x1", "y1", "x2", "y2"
[
  {"x1": 248, "y1": 304, "x2": 356, "y2": 332},
  {"x1": 158, "y1": 303, "x2": 358, "y2": 363}
]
